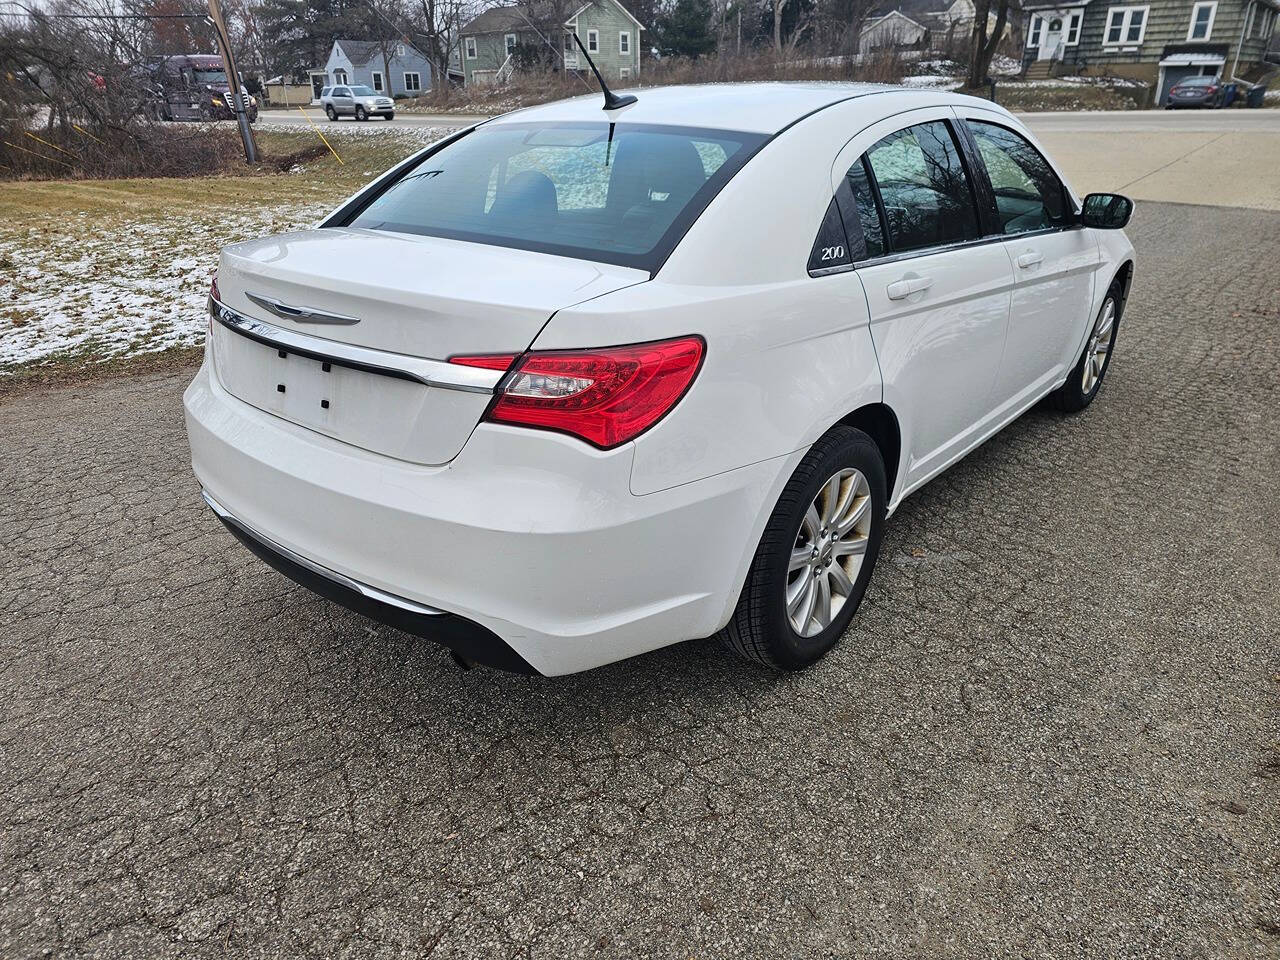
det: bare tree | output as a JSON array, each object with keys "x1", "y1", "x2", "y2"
[
  {"x1": 771, "y1": 0, "x2": 788, "y2": 52},
  {"x1": 415, "y1": 0, "x2": 474, "y2": 102},
  {"x1": 966, "y1": 0, "x2": 1010, "y2": 89}
]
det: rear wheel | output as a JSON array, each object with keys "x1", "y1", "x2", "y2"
[
  {"x1": 325, "y1": 104, "x2": 337, "y2": 121},
  {"x1": 721, "y1": 426, "x2": 886, "y2": 670},
  {"x1": 1048, "y1": 280, "x2": 1121, "y2": 412}
]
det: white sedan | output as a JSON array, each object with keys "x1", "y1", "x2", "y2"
[{"x1": 185, "y1": 83, "x2": 1134, "y2": 675}]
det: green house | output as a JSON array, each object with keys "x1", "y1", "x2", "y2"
[{"x1": 459, "y1": 0, "x2": 644, "y2": 86}]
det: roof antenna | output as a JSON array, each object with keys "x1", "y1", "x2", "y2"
[{"x1": 572, "y1": 32, "x2": 637, "y2": 111}]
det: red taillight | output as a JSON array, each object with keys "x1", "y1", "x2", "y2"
[
  {"x1": 455, "y1": 336, "x2": 704, "y2": 449},
  {"x1": 448, "y1": 353, "x2": 517, "y2": 371}
]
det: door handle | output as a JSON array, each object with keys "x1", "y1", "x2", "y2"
[
  {"x1": 886, "y1": 276, "x2": 934, "y2": 300},
  {"x1": 1016, "y1": 251, "x2": 1044, "y2": 269}
]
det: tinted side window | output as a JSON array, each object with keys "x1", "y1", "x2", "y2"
[
  {"x1": 865, "y1": 121, "x2": 979, "y2": 254},
  {"x1": 966, "y1": 121, "x2": 1069, "y2": 234}
]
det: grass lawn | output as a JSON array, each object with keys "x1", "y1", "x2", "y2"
[{"x1": 0, "y1": 125, "x2": 450, "y2": 385}]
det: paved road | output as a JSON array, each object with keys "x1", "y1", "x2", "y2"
[
  {"x1": 260, "y1": 105, "x2": 1280, "y2": 133},
  {"x1": 1019, "y1": 108, "x2": 1280, "y2": 133},
  {"x1": 2, "y1": 201, "x2": 1279, "y2": 958},
  {"x1": 260, "y1": 108, "x2": 483, "y2": 128}
]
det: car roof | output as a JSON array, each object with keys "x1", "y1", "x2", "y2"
[{"x1": 486, "y1": 83, "x2": 980, "y2": 135}]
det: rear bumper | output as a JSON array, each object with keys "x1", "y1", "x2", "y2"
[
  {"x1": 184, "y1": 359, "x2": 794, "y2": 675},
  {"x1": 204, "y1": 490, "x2": 538, "y2": 673}
]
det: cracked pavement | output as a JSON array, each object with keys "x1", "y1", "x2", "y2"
[{"x1": 1, "y1": 200, "x2": 1278, "y2": 958}]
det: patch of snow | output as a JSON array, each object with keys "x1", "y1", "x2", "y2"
[
  {"x1": 0, "y1": 200, "x2": 331, "y2": 371},
  {"x1": 901, "y1": 75, "x2": 963, "y2": 89}
]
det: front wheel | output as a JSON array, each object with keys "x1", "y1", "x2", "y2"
[
  {"x1": 1048, "y1": 280, "x2": 1121, "y2": 412},
  {"x1": 721, "y1": 426, "x2": 886, "y2": 670},
  {"x1": 355, "y1": 106, "x2": 367, "y2": 121}
]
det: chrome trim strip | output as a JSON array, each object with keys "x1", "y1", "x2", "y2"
[
  {"x1": 210, "y1": 297, "x2": 503, "y2": 395},
  {"x1": 202, "y1": 490, "x2": 445, "y2": 617},
  {"x1": 246, "y1": 292, "x2": 360, "y2": 326}
]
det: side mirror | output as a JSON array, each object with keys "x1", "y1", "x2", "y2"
[{"x1": 1080, "y1": 193, "x2": 1133, "y2": 230}]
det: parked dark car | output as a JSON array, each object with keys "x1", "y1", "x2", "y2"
[
  {"x1": 142, "y1": 55, "x2": 258, "y2": 123},
  {"x1": 1165, "y1": 76, "x2": 1226, "y2": 108}
]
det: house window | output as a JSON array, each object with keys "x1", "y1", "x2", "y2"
[
  {"x1": 371, "y1": 71, "x2": 384, "y2": 92},
  {"x1": 333, "y1": 68, "x2": 348, "y2": 84},
  {"x1": 1187, "y1": 1, "x2": 1216, "y2": 39},
  {"x1": 1028, "y1": 15, "x2": 1044, "y2": 46},
  {"x1": 403, "y1": 71, "x2": 421, "y2": 93},
  {"x1": 620, "y1": 66, "x2": 631, "y2": 78},
  {"x1": 619, "y1": 30, "x2": 630, "y2": 54},
  {"x1": 1104, "y1": 5, "x2": 1148, "y2": 45},
  {"x1": 1066, "y1": 10, "x2": 1082, "y2": 43},
  {"x1": 505, "y1": 33, "x2": 517, "y2": 55},
  {"x1": 564, "y1": 32, "x2": 575, "y2": 51},
  {"x1": 587, "y1": 29, "x2": 599, "y2": 52},
  {"x1": 465, "y1": 36, "x2": 477, "y2": 59},
  {"x1": 396, "y1": 44, "x2": 405, "y2": 56}
]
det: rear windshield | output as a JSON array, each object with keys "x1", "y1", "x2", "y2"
[
  {"x1": 343, "y1": 121, "x2": 767, "y2": 272},
  {"x1": 1178, "y1": 76, "x2": 1216, "y2": 86}
]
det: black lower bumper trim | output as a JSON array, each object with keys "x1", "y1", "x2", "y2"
[{"x1": 212, "y1": 508, "x2": 540, "y2": 675}]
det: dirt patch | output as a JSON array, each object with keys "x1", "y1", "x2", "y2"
[{"x1": 0, "y1": 344, "x2": 201, "y2": 400}]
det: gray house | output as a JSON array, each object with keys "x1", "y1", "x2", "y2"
[
  {"x1": 859, "y1": 0, "x2": 1002, "y2": 53},
  {"x1": 1019, "y1": 0, "x2": 1278, "y2": 102},
  {"x1": 322, "y1": 39, "x2": 433, "y2": 99},
  {"x1": 459, "y1": 0, "x2": 644, "y2": 86}
]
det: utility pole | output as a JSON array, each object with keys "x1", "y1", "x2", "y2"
[{"x1": 207, "y1": 0, "x2": 258, "y2": 163}]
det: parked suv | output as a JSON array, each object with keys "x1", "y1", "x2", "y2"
[{"x1": 320, "y1": 84, "x2": 395, "y2": 121}]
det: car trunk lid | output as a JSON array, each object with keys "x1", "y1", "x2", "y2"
[{"x1": 211, "y1": 228, "x2": 647, "y2": 465}]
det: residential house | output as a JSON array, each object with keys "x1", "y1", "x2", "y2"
[
  {"x1": 859, "y1": 0, "x2": 1009, "y2": 54},
  {"x1": 458, "y1": 0, "x2": 643, "y2": 86},
  {"x1": 1019, "y1": 0, "x2": 1278, "y2": 102},
  {"x1": 321, "y1": 39, "x2": 434, "y2": 99}
]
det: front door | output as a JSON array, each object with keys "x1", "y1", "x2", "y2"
[
  {"x1": 310, "y1": 74, "x2": 325, "y2": 101},
  {"x1": 1038, "y1": 16, "x2": 1064, "y2": 59},
  {"x1": 832, "y1": 109, "x2": 1014, "y2": 492},
  {"x1": 957, "y1": 109, "x2": 1099, "y2": 409}
]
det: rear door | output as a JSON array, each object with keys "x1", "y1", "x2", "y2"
[
  {"x1": 954, "y1": 108, "x2": 1098, "y2": 411},
  {"x1": 831, "y1": 109, "x2": 1015, "y2": 492}
]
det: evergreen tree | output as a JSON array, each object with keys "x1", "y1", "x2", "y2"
[
  {"x1": 257, "y1": 0, "x2": 380, "y2": 81},
  {"x1": 655, "y1": 0, "x2": 716, "y2": 57}
]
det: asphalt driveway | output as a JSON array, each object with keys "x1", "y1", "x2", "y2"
[{"x1": 1, "y1": 200, "x2": 1278, "y2": 958}]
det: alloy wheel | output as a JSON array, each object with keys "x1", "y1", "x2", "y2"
[
  {"x1": 1081, "y1": 297, "x2": 1116, "y2": 394},
  {"x1": 785, "y1": 468, "x2": 872, "y2": 638}
]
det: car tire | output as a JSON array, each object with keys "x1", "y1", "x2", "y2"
[
  {"x1": 386, "y1": 113, "x2": 395, "y2": 120},
  {"x1": 325, "y1": 105, "x2": 337, "y2": 121},
  {"x1": 721, "y1": 425, "x2": 886, "y2": 670},
  {"x1": 1047, "y1": 279, "x2": 1122, "y2": 413},
  {"x1": 355, "y1": 106, "x2": 367, "y2": 121}
]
